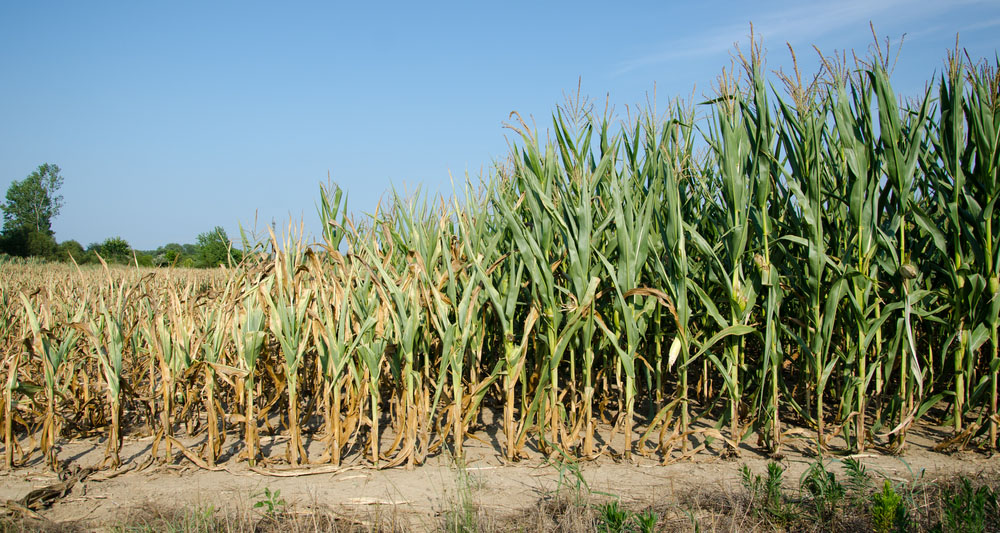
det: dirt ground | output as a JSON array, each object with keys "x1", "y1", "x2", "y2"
[{"x1": 2, "y1": 409, "x2": 998, "y2": 531}]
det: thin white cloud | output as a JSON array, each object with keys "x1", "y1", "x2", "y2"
[
  {"x1": 614, "y1": 0, "x2": 983, "y2": 75},
  {"x1": 961, "y1": 16, "x2": 1000, "y2": 32}
]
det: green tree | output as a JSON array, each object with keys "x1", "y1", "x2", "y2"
[
  {"x1": 195, "y1": 227, "x2": 241, "y2": 267},
  {"x1": 2, "y1": 163, "x2": 64, "y2": 235},
  {"x1": 94, "y1": 237, "x2": 132, "y2": 264},
  {"x1": 159, "y1": 243, "x2": 185, "y2": 266},
  {"x1": 0, "y1": 164, "x2": 65, "y2": 257},
  {"x1": 56, "y1": 240, "x2": 85, "y2": 262},
  {"x1": 0, "y1": 226, "x2": 55, "y2": 257}
]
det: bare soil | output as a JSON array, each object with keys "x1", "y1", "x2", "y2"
[{"x1": 2, "y1": 408, "x2": 998, "y2": 531}]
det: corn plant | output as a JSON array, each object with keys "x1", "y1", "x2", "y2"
[
  {"x1": 263, "y1": 228, "x2": 313, "y2": 466},
  {"x1": 645, "y1": 108, "x2": 697, "y2": 453},
  {"x1": 314, "y1": 268, "x2": 370, "y2": 465},
  {"x1": 19, "y1": 292, "x2": 82, "y2": 469},
  {"x1": 198, "y1": 279, "x2": 234, "y2": 466},
  {"x1": 961, "y1": 58, "x2": 1000, "y2": 447},
  {"x1": 470, "y1": 178, "x2": 532, "y2": 460},
  {"x1": 870, "y1": 63, "x2": 933, "y2": 449},
  {"x1": 741, "y1": 56, "x2": 786, "y2": 455},
  {"x1": 777, "y1": 67, "x2": 847, "y2": 456},
  {"x1": 829, "y1": 65, "x2": 883, "y2": 452},
  {"x1": 695, "y1": 71, "x2": 760, "y2": 451},
  {"x1": 78, "y1": 288, "x2": 130, "y2": 467},
  {"x1": 598, "y1": 145, "x2": 660, "y2": 458},
  {"x1": 232, "y1": 283, "x2": 267, "y2": 466},
  {"x1": 494, "y1": 126, "x2": 570, "y2": 453}
]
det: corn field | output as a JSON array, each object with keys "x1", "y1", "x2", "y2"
[{"x1": 2, "y1": 48, "x2": 999, "y2": 472}]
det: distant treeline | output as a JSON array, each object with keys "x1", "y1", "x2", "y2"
[{"x1": 0, "y1": 226, "x2": 242, "y2": 268}]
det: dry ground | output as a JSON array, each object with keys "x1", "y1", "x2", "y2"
[{"x1": 2, "y1": 408, "x2": 997, "y2": 531}]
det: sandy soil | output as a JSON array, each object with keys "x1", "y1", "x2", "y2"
[{"x1": 2, "y1": 409, "x2": 998, "y2": 530}]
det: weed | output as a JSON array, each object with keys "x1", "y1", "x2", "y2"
[
  {"x1": 741, "y1": 461, "x2": 790, "y2": 522},
  {"x1": 684, "y1": 508, "x2": 702, "y2": 533},
  {"x1": 253, "y1": 487, "x2": 286, "y2": 516},
  {"x1": 931, "y1": 477, "x2": 998, "y2": 533},
  {"x1": 800, "y1": 459, "x2": 844, "y2": 522},
  {"x1": 596, "y1": 500, "x2": 631, "y2": 532},
  {"x1": 544, "y1": 442, "x2": 614, "y2": 505},
  {"x1": 443, "y1": 456, "x2": 481, "y2": 533},
  {"x1": 842, "y1": 457, "x2": 873, "y2": 501},
  {"x1": 594, "y1": 500, "x2": 658, "y2": 533},
  {"x1": 871, "y1": 480, "x2": 910, "y2": 533},
  {"x1": 633, "y1": 509, "x2": 659, "y2": 533}
]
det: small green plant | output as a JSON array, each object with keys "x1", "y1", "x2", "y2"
[
  {"x1": 633, "y1": 509, "x2": 659, "y2": 533},
  {"x1": 553, "y1": 455, "x2": 589, "y2": 500},
  {"x1": 594, "y1": 500, "x2": 658, "y2": 533},
  {"x1": 545, "y1": 443, "x2": 614, "y2": 505},
  {"x1": 197, "y1": 504, "x2": 216, "y2": 524},
  {"x1": 931, "y1": 477, "x2": 997, "y2": 533},
  {"x1": 444, "y1": 456, "x2": 480, "y2": 533},
  {"x1": 597, "y1": 500, "x2": 631, "y2": 533},
  {"x1": 800, "y1": 459, "x2": 844, "y2": 521},
  {"x1": 871, "y1": 480, "x2": 909, "y2": 533},
  {"x1": 684, "y1": 508, "x2": 702, "y2": 533},
  {"x1": 842, "y1": 457, "x2": 873, "y2": 502},
  {"x1": 253, "y1": 487, "x2": 286, "y2": 516},
  {"x1": 741, "y1": 461, "x2": 789, "y2": 521}
]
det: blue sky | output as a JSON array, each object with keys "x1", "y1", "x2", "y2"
[{"x1": 1, "y1": 1, "x2": 997, "y2": 250}]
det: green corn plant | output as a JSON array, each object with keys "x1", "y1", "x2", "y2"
[
  {"x1": 646, "y1": 107, "x2": 697, "y2": 453},
  {"x1": 869, "y1": 63, "x2": 933, "y2": 449},
  {"x1": 499, "y1": 110, "x2": 614, "y2": 456},
  {"x1": 925, "y1": 51, "x2": 978, "y2": 436},
  {"x1": 596, "y1": 148, "x2": 660, "y2": 459},
  {"x1": 494, "y1": 122, "x2": 569, "y2": 454},
  {"x1": 466, "y1": 176, "x2": 532, "y2": 460},
  {"x1": 776, "y1": 68, "x2": 848, "y2": 456},
  {"x1": 692, "y1": 70, "x2": 760, "y2": 451},
  {"x1": 740, "y1": 53, "x2": 786, "y2": 455},
  {"x1": 961, "y1": 58, "x2": 1000, "y2": 447},
  {"x1": 829, "y1": 63, "x2": 884, "y2": 452},
  {"x1": 553, "y1": 107, "x2": 614, "y2": 457}
]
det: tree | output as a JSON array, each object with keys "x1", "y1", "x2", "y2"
[
  {"x1": 56, "y1": 240, "x2": 85, "y2": 262},
  {"x1": 154, "y1": 243, "x2": 186, "y2": 266},
  {"x1": 195, "y1": 227, "x2": 241, "y2": 267},
  {"x1": 93, "y1": 237, "x2": 132, "y2": 264},
  {"x1": 0, "y1": 226, "x2": 56, "y2": 258},
  {"x1": 2, "y1": 163, "x2": 64, "y2": 235}
]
